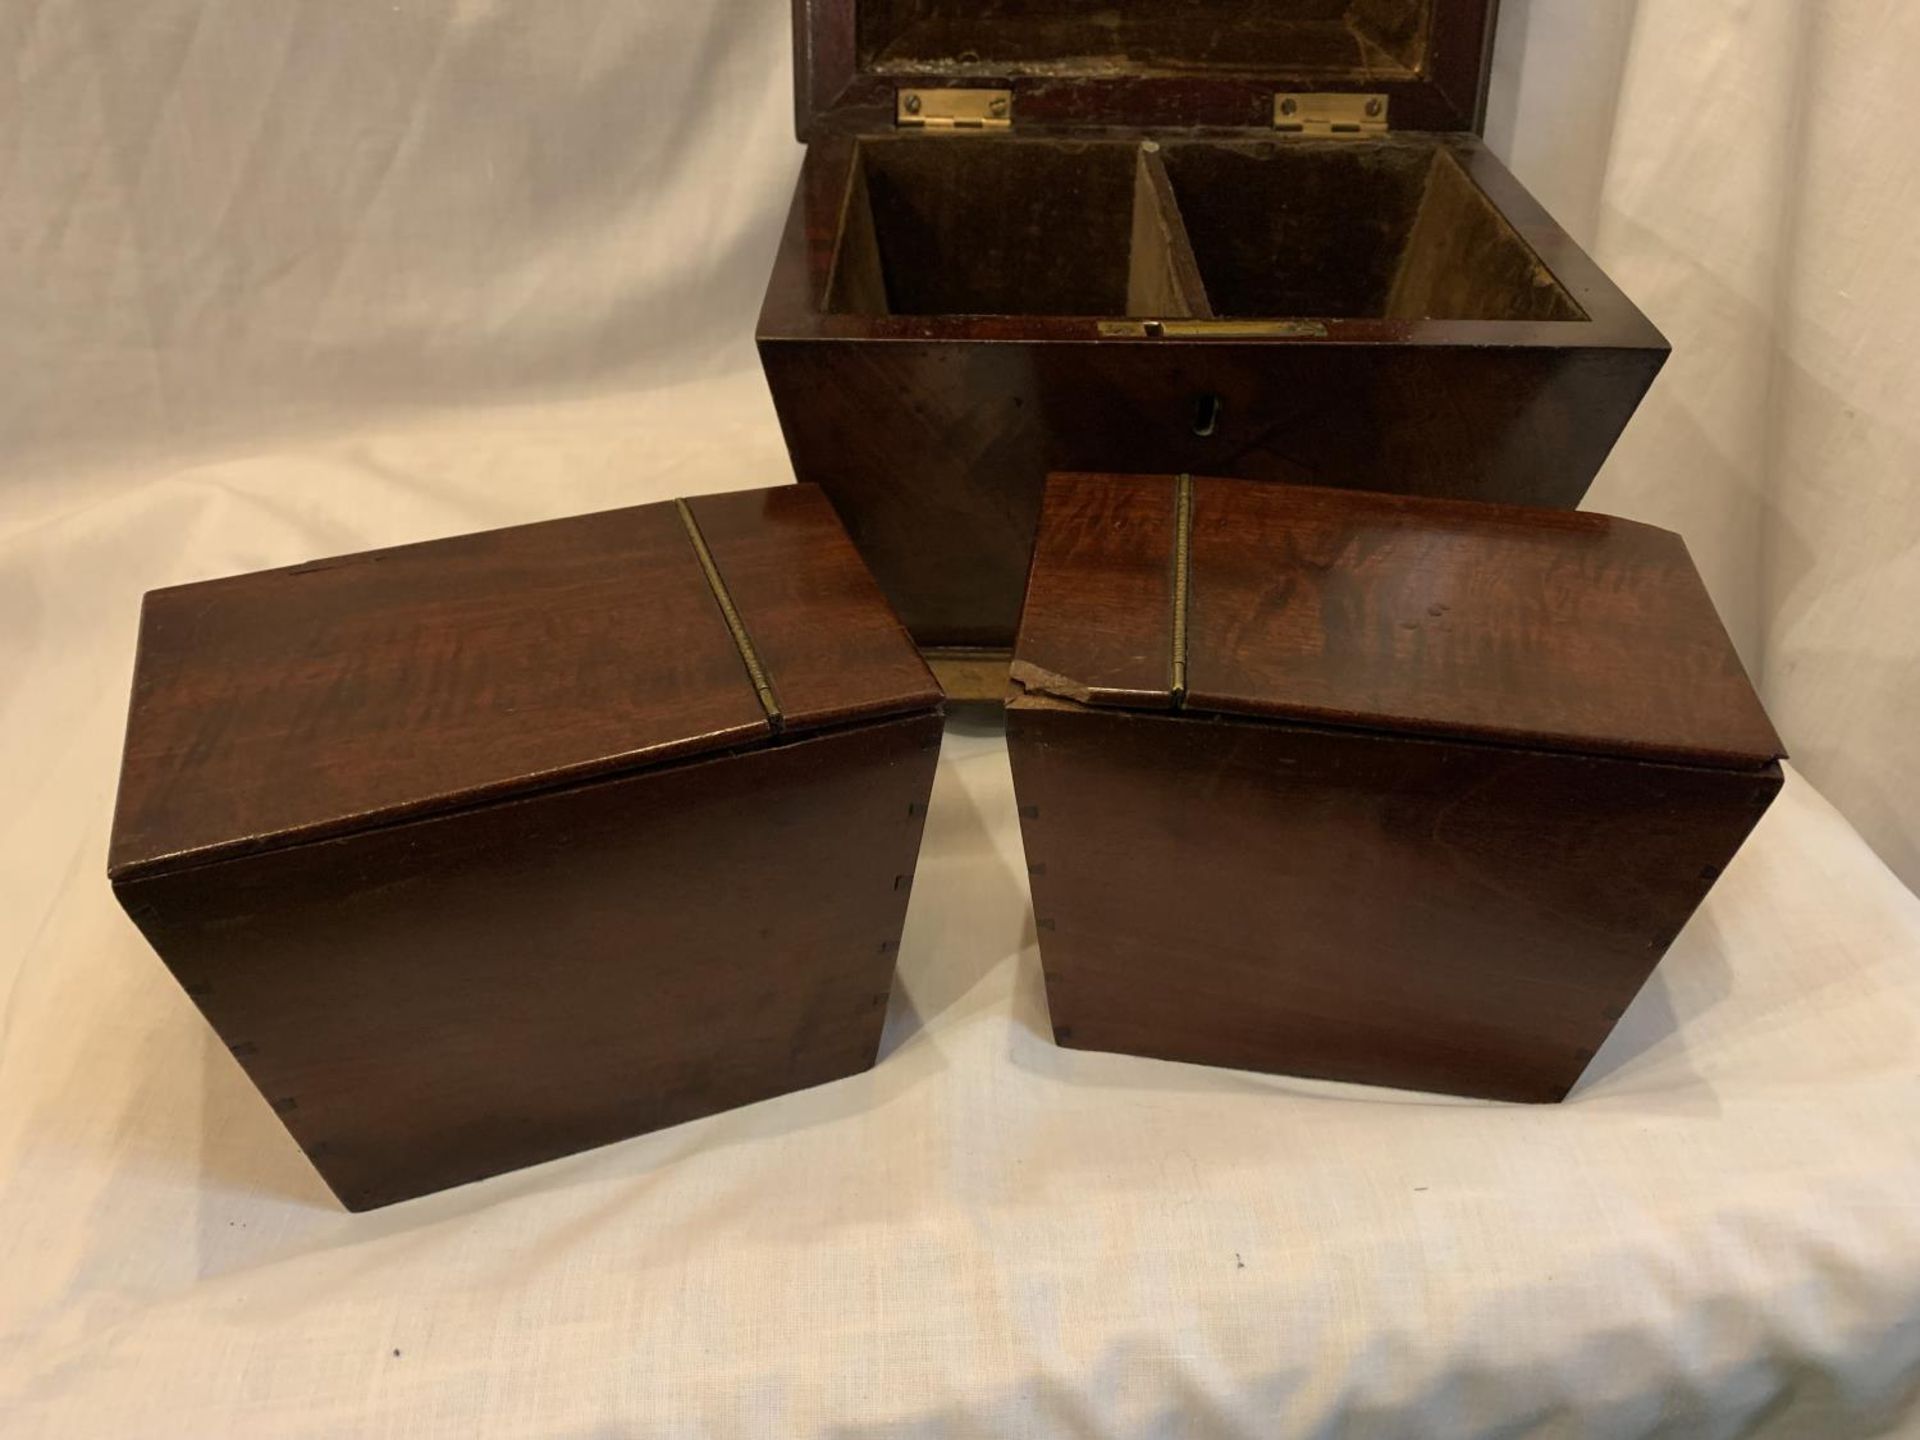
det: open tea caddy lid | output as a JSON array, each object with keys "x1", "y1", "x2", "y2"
[{"x1": 794, "y1": 0, "x2": 1499, "y2": 138}]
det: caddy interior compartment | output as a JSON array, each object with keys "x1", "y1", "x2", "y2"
[
  {"x1": 1157, "y1": 139, "x2": 1588, "y2": 321},
  {"x1": 829, "y1": 135, "x2": 1587, "y2": 323},
  {"x1": 827, "y1": 136, "x2": 1207, "y2": 318}
]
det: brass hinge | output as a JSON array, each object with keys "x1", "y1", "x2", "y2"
[
  {"x1": 675, "y1": 499, "x2": 784, "y2": 733},
  {"x1": 897, "y1": 88, "x2": 1013, "y2": 131},
  {"x1": 1273, "y1": 93, "x2": 1389, "y2": 136},
  {"x1": 1098, "y1": 319, "x2": 1329, "y2": 340}
]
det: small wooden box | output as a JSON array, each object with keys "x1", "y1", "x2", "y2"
[
  {"x1": 1007, "y1": 472, "x2": 1783, "y2": 1102},
  {"x1": 760, "y1": 0, "x2": 1670, "y2": 671},
  {"x1": 109, "y1": 486, "x2": 943, "y2": 1209}
]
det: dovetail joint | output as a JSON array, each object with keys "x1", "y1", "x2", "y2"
[
  {"x1": 675, "y1": 499, "x2": 783, "y2": 731},
  {"x1": 1171, "y1": 473, "x2": 1194, "y2": 707}
]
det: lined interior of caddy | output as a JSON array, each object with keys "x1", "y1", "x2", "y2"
[
  {"x1": 827, "y1": 138, "x2": 1586, "y2": 322},
  {"x1": 827, "y1": 1, "x2": 1587, "y2": 323},
  {"x1": 856, "y1": 0, "x2": 1434, "y2": 79}
]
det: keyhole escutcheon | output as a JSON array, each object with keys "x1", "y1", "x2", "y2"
[{"x1": 1192, "y1": 393, "x2": 1223, "y2": 438}]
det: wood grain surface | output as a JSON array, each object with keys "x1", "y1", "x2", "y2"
[
  {"x1": 683, "y1": 486, "x2": 942, "y2": 732},
  {"x1": 118, "y1": 713, "x2": 944, "y2": 1210},
  {"x1": 1183, "y1": 476, "x2": 1782, "y2": 766},
  {"x1": 110, "y1": 504, "x2": 766, "y2": 878},
  {"x1": 1010, "y1": 472, "x2": 1178, "y2": 708},
  {"x1": 109, "y1": 485, "x2": 945, "y2": 1208},
  {"x1": 1006, "y1": 468, "x2": 1785, "y2": 1101},
  {"x1": 1008, "y1": 698, "x2": 1782, "y2": 1103},
  {"x1": 1013, "y1": 472, "x2": 1785, "y2": 769},
  {"x1": 761, "y1": 130, "x2": 1667, "y2": 648},
  {"x1": 111, "y1": 486, "x2": 935, "y2": 878}
]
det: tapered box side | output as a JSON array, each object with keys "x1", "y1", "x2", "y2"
[
  {"x1": 1005, "y1": 471, "x2": 1783, "y2": 1101},
  {"x1": 759, "y1": 132, "x2": 1667, "y2": 653},
  {"x1": 117, "y1": 711, "x2": 942, "y2": 1211},
  {"x1": 1009, "y1": 697, "x2": 1778, "y2": 1102},
  {"x1": 762, "y1": 330, "x2": 1663, "y2": 649},
  {"x1": 108, "y1": 485, "x2": 945, "y2": 1208}
]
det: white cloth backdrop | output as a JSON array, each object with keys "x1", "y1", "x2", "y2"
[
  {"x1": 1487, "y1": 0, "x2": 1920, "y2": 887},
  {"x1": 4, "y1": 2, "x2": 1920, "y2": 1436}
]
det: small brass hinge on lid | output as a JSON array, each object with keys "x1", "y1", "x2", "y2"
[
  {"x1": 674, "y1": 499, "x2": 784, "y2": 733},
  {"x1": 1097, "y1": 319, "x2": 1330, "y2": 340},
  {"x1": 1273, "y1": 93, "x2": 1389, "y2": 136},
  {"x1": 897, "y1": 88, "x2": 1013, "y2": 130}
]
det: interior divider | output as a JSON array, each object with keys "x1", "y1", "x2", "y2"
[
  {"x1": 828, "y1": 135, "x2": 1220, "y2": 320},
  {"x1": 828, "y1": 160, "x2": 891, "y2": 316},
  {"x1": 1129, "y1": 145, "x2": 1215, "y2": 320}
]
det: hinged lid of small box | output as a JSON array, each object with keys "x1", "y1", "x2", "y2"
[
  {"x1": 110, "y1": 486, "x2": 940, "y2": 880},
  {"x1": 794, "y1": 0, "x2": 1498, "y2": 138},
  {"x1": 1012, "y1": 472, "x2": 1785, "y2": 770}
]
